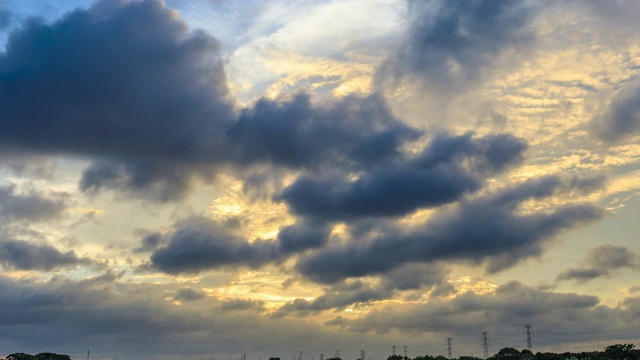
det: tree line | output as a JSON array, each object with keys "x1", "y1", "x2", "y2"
[
  {"x1": 4, "y1": 344, "x2": 637, "y2": 360},
  {"x1": 267, "y1": 344, "x2": 638, "y2": 360}
]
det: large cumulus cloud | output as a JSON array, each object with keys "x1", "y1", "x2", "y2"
[
  {"x1": 0, "y1": 0, "x2": 420, "y2": 202},
  {"x1": 0, "y1": 0, "x2": 233, "y2": 201}
]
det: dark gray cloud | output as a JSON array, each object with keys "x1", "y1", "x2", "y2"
[
  {"x1": 149, "y1": 174, "x2": 603, "y2": 279},
  {"x1": 149, "y1": 217, "x2": 331, "y2": 274},
  {"x1": 590, "y1": 82, "x2": 640, "y2": 142},
  {"x1": 135, "y1": 232, "x2": 164, "y2": 253},
  {"x1": 278, "y1": 132, "x2": 526, "y2": 221},
  {"x1": 0, "y1": 239, "x2": 90, "y2": 271},
  {"x1": 556, "y1": 245, "x2": 640, "y2": 283},
  {"x1": 378, "y1": 0, "x2": 536, "y2": 88},
  {"x1": 0, "y1": 0, "x2": 233, "y2": 201},
  {"x1": 173, "y1": 287, "x2": 207, "y2": 302},
  {"x1": 228, "y1": 93, "x2": 420, "y2": 169},
  {"x1": 273, "y1": 280, "x2": 390, "y2": 317},
  {"x1": 220, "y1": 298, "x2": 266, "y2": 313},
  {"x1": 296, "y1": 174, "x2": 604, "y2": 283},
  {"x1": 0, "y1": 184, "x2": 67, "y2": 222},
  {"x1": 379, "y1": 263, "x2": 450, "y2": 292},
  {"x1": 275, "y1": 265, "x2": 449, "y2": 317},
  {"x1": 0, "y1": 0, "x2": 423, "y2": 202},
  {"x1": 150, "y1": 217, "x2": 278, "y2": 274},
  {"x1": 276, "y1": 220, "x2": 332, "y2": 254}
]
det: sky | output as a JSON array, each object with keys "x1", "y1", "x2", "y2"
[{"x1": 0, "y1": 0, "x2": 640, "y2": 359}]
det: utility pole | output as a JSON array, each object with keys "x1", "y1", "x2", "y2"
[
  {"x1": 481, "y1": 331, "x2": 490, "y2": 360},
  {"x1": 446, "y1": 338, "x2": 453, "y2": 360},
  {"x1": 392, "y1": 346, "x2": 396, "y2": 357},
  {"x1": 403, "y1": 346, "x2": 407, "y2": 359},
  {"x1": 523, "y1": 324, "x2": 534, "y2": 351}
]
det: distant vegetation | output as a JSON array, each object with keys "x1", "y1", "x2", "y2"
[
  {"x1": 4, "y1": 353, "x2": 71, "y2": 360},
  {"x1": 380, "y1": 344, "x2": 639, "y2": 360},
  {"x1": 4, "y1": 345, "x2": 638, "y2": 360},
  {"x1": 270, "y1": 344, "x2": 638, "y2": 360}
]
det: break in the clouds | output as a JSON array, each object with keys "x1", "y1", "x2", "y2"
[{"x1": 557, "y1": 245, "x2": 640, "y2": 284}]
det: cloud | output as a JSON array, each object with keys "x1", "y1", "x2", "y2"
[
  {"x1": 0, "y1": 184, "x2": 67, "y2": 222},
  {"x1": 150, "y1": 217, "x2": 278, "y2": 274},
  {"x1": 296, "y1": 175, "x2": 604, "y2": 283},
  {"x1": 0, "y1": 0, "x2": 234, "y2": 201},
  {"x1": 228, "y1": 93, "x2": 419, "y2": 169},
  {"x1": 378, "y1": 0, "x2": 536, "y2": 88},
  {"x1": 327, "y1": 281, "x2": 610, "y2": 336},
  {"x1": 220, "y1": 298, "x2": 266, "y2": 313},
  {"x1": 273, "y1": 280, "x2": 390, "y2": 317},
  {"x1": 277, "y1": 132, "x2": 527, "y2": 220},
  {"x1": 173, "y1": 287, "x2": 207, "y2": 302},
  {"x1": 0, "y1": 0, "x2": 421, "y2": 202},
  {"x1": 276, "y1": 219, "x2": 332, "y2": 254},
  {"x1": 590, "y1": 81, "x2": 640, "y2": 142},
  {"x1": 149, "y1": 172, "x2": 604, "y2": 281},
  {"x1": 0, "y1": 9, "x2": 11, "y2": 30},
  {"x1": 274, "y1": 264, "x2": 450, "y2": 317},
  {"x1": 557, "y1": 245, "x2": 640, "y2": 283},
  {"x1": 0, "y1": 239, "x2": 90, "y2": 271}
]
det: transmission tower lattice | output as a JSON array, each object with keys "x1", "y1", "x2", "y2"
[
  {"x1": 446, "y1": 338, "x2": 453, "y2": 360},
  {"x1": 481, "y1": 331, "x2": 490, "y2": 359},
  {"x1": 523, "y1": 324, "x2": 534, "y2": 351}
]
